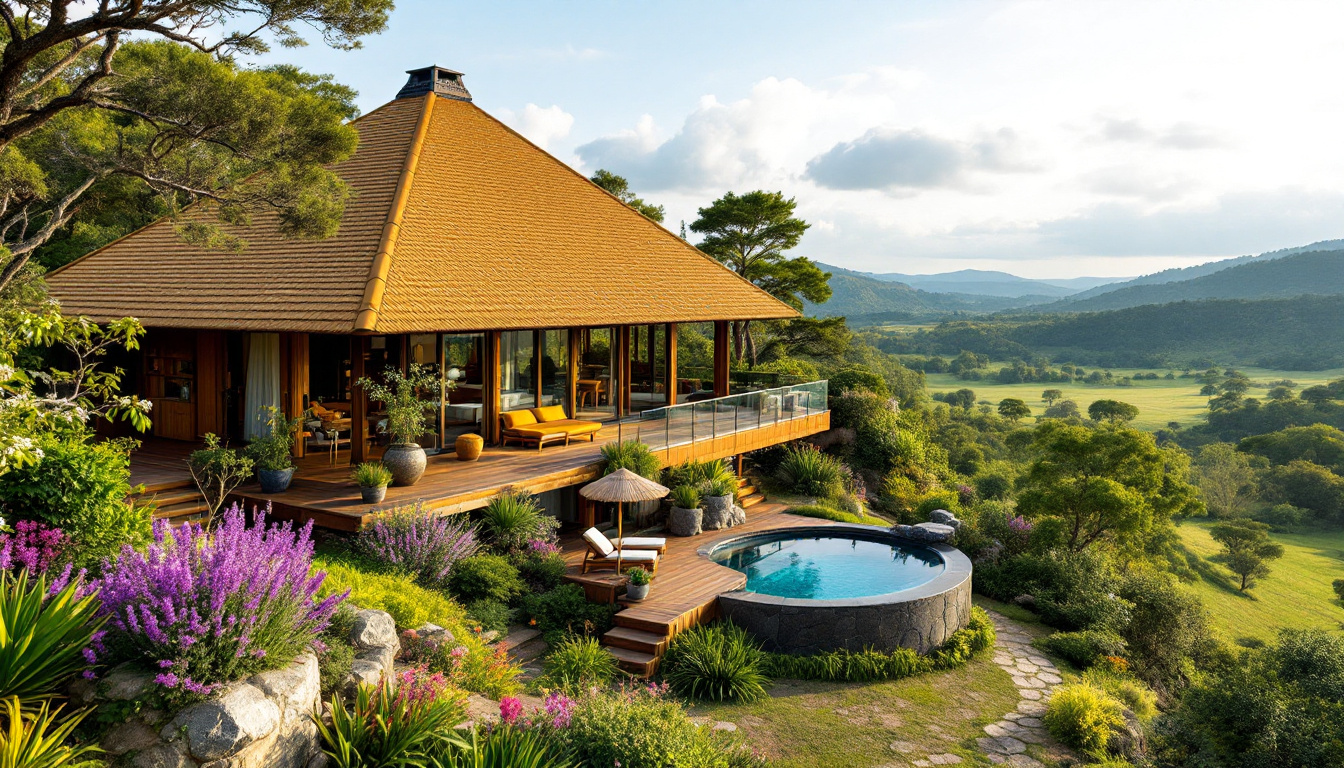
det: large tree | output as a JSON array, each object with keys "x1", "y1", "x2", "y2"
[
  {"x1": 1210, "y1": 519, "x2": 1284, "y2": 591},
  {"x1": 0, "y1": 0, "x2": 391, "y2": 294},
  {"x1": 588, "y1": 169, "x2": 664, "y2": 223},
  {"x1": 689, "y1": 190, "x2": 830, "y2": 365}
]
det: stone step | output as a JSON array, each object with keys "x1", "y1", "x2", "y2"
[
  {"x1": 496, "y1": 626, "x2": 541, "y2": 651},
  {"x1": 507, "y1": 638, "x2": 548, "y2": 664},
  {"x1": 601, "y1": 626, "x2": 669, "y2": 655},
  {"x1": 604, "y1": 646, "x2": 659, "y2": 677}
]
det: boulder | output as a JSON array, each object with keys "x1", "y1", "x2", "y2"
[
  {"x1": 668, "y1": 506, "x2": 703, "y2": 537},
  {"x1": 727, "y1": 505, "x2": 747, "y2": 527},
  {"x1": 701, "y1": 494, "x2": 735, "y2": 530},
  {"x1": 168, "y1": 683, "x2": 281, "y2": 762},
  {"x1": 890, "y1": 522, "x2": 956, "y2": 544},
  {"x1": 350, "y1": 609, "x2": 397, "y2": 650},
  {"x1": 928, "y1": 509, "x2": 962, "y2": 530}
]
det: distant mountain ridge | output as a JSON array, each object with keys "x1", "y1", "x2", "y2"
[
  {"x1": 821, "y1": 265, "x2": 1127, "y2": 298},
  {"x1": 805, "y1": 265, "x2": 1050, "y2": 320}
]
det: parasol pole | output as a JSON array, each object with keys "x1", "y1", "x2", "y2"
[{"x1": 616, "y1": 501, "x2": 624, "y2": 572}]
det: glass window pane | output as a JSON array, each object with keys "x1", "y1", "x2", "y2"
[
  {"x1": 541, "y1": 329, "x2": 569, "y2": 412},
  {"x1": 500, "y1": 330, "x2": 536, "y2": 411},
  {"x1": 677, "y1": 322, "x2": 715, "y2": 400},
  {"x1": 443, "y1": 333, "x2": 484, "y2": 441},
  {"x1": 577, "y1": 327, "x2": 617, "y2": 421}
]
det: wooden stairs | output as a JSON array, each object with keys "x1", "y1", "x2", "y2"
[
  {"x1": 132, "y1": 478, "x2": 209, "y2": 524},
  {"x1": 736, "y1": 475, "x2": 765, "y2": 509}
]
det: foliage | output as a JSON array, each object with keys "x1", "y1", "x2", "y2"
[
  {"x1": 187, "y1": 434, "x2": 255, "y2": 520},
  {"x1": 316, "y1": 605, "x2": 357, "y2": 699},
  {"x1": 519, "y1": 585, "x2": 617, "y2": 645},
  {"x1": 351, "y1": 462, "x2": 392, "y2": 488},
  {"x1": 599, "y1": 441, "x2": 661, "y2": 481},
  {"x1": 1210, "y1": 519, "x2": 1285, "y2": 591},
  {"x1": 1114, "y1": 569, "x2": 1211, "y2": 692},
  {"x1": 0, "y1": 435, "x2": 151, "y2": 566},
  {"x1": 670, "y1": 484, "x2": 702, "y2": 510},
  {"x1": 245, "y1": 405, "x2": 300, "y2": 471},
  {"x1": 1258, "y1": 460, "x2": 1344, "y2": 524},
  {"x1": 538, "y1": 636, "x2": 620, "y2": 693},
  {"x1": 1088, "y1": 399, "x2": 1140, "y2": 423},
  {"x1": 783, "y1": 504, "x2": 868, "y2": 525},
  {"x1": 627, "y1": 567, "x2": 651, "y2": 587},
  {"x1": 447, "y1": 555, "x2": 525, "y2": 606},
  {"x1": 445, "y1": 723, "x2": 576, "y2": 768},
  {"x1": 0, "y1": 696, "x2": 99, "y2": 768},
  {"x1": 1033, "y1": 630, "x2": 1127, "y2": 669},
  {"x1": 559, "y1": 684, "x2": 736, "y2": 768},
  {"x1": 0, "y1": 570, "x2": 103, "y2": 703},
  {"x1": 703, "y1": 475, "x2": 739, "y2": 499},
  {"x1": 1043, "y1": 683, "x2": 1126, "y2": 756},
  {"x1": 775, "y1": 444, "x2": 845, "y2": 499},
  {"x1": 1016, "y1": 420, "x2": 1201, "y2": 551},
  {"x1": 976, "y1": 549, "x2": 1132, "y2": 632},
  {"x1": 314, "y1": 680, "x2": 467, "y2": 768},
  {"x1": 355, "y1": 505, "x2": 478, "y2": 588},
  {"x1": 828, "y1": 367, "x2": 890, "y2": 399},
  {"x1": 398, "y1": 628, "x2": 522, "y2": 700},
  {"x1": 478, "y1": 491, "x2": 558, "y2": 554},
  {"x1": 997, "y1": 398, "x2": 1031, "y2": 422},
  {"x1": 465, "y1": 600, "x2": 511, "y2": 635},
  {"x1": 95, "y1": 505, "x2": 344, "y2": 700},
  {"x1": 0, "y1": 521, "x2": 68, "y2": 576},
  {"x1": 662, "y1": 623, "x2": 769, "y2": 703},
  {"x1": 1238, "y1": 424, "x2": 1344, "y2": 472},
  {"x1": 357, "y1": 364, "x2": 440, "y2": 444},
  {"x1": 1334, "y1": 578, "x2": 1344, "y2": 603},
  {"x1": 313, "y1": 555, "x2": 469, "y2": 631},
  {"x1": 511, "y1": 547, "x2": 568, "y2": 594},
  {"x1": 589, "y1": 169, "x2": 664, "y2": 222},
  {"x1": 1083, "y1": 668, "x2": 1158, "y2": 722},
  {"x1": 1193, "y1": 442, "x2": 1257, "y2": 517}
]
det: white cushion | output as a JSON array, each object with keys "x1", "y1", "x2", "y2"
[
  {"x1": 613, "y1": 537, "x2": 666, "y2": 549},
  {"x1": 582, "y1": 527, "x2": 614, "y2": 558},
  {"x1": 591, "y1": 549, "x2": 658, "y2": 563}
]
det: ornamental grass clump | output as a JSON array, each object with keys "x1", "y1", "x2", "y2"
[
  {"x1": 95, "y1": 503, "x2": 345, "y2": 700},
  {"x1": 356, "y1": 504, "x2": 478, "y2": 587},
  {"x1": 776, "y1": 444, "x2": 845, "y2": 499}
]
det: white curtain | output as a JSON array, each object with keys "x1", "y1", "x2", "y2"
[{"x1": 243, "y1": 333, "x2": 281, "y2": 441}]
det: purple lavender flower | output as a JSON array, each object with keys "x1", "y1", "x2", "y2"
[
  {"x1": 0, "y1": 520, "x2": 68, "y2": 575},
  {"x1": 94, "y1": 504, "x2": 346, "y2": 700},
  {"x1": 355, "y1": 504, "x2": 477, "y2": 586},
  {"x1": 527, "y1": 539, "x2": 560, "y2": 557},
  {"x1": 543, "y1": 691, "x2": 574, "y2": 728}
]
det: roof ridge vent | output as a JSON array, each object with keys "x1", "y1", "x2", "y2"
[{"x1": 396, "y1": 66, "x2": 472, "y2": 102}]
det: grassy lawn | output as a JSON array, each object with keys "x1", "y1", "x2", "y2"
[
  {"x1": 690, "y1": 657, "x2": 1021, "y2": 768},
  {"x1": 1174, "y1": 519, "x2": 1344, "y2": 645},
  {"x1": 923, "y1": 365, "x2": 1344, "y2": 432}
]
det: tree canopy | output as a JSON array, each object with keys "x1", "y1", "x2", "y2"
[
  {"x1": 1089, "y1": 399, "x2": 1140, "y2": 423},
  {"x1": 0, "y1": 0, "x2": 391, "y2": 295},
  {"x1": 1210, "y1": 519, "x2": 1284, "y2": 591},
  {"x1": 998, "y1": 398, "x2": 1031, "y2": 423},
  {"x1": 588, "y1": 169, "x2": 664, "y2": 223}
]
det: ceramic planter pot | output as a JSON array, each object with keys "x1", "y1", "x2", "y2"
[
  {"x1": 360, "y1": 485, "x2": 388, "y2": 504},
  {"x1": 455, "y1": 433, "x2": 484, "y2": 461},
  {"x1": 625, "y1": 582, "x2": 650, "y2": 601},
  {"x1": 257, "y1": 467, "x2": 294, "y2": 494},
  {"x1": 668, "y1": 506, "x2": 703, "y2": 537},
  {"x1": 382, "y1": 443, "x2": 427, "y2": 486},
  {"x1": 701, "y1": 494, "x2": 736, "y2": 530}
]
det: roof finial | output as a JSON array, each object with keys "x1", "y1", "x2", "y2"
[{"x1": 397, "y1": 66, "x2": 471, "y2": 102}]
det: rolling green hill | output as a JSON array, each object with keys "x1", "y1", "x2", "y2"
[{"x1": 807, "y1": 266, "x2": 1048, "y2": 320}]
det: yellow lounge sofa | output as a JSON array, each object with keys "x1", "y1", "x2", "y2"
[{"x1": 501, "y1": 406, "x2": 602, "y2": 450}]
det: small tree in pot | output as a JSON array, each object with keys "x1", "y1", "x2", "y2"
[
  {"x1": 351, "y1": 462, "x2": 392, "y2": 504},
  {"x1": 357, "y1": 364, "x2": 443, "y2": 487},
  {"x1": 626, "y1": 566, "x2": 652, "y2": 601},
  {"x1": 668, "y1": 484, "x2": 703, "y2": 537},
  {"x1": 247, "y1": 405, "x2": 301, "y2": 493}
]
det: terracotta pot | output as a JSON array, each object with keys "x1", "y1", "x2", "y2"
[
  {"x1": 382, "y1": 443, "x2": 427, "y2": 486},
  {"x1": 257, "y1": 467, "x2": 294, "y2": 494},
  {"x1": 455, "y1": 433, "x2": 484, "y2": 461},
  {"x1": 360, "y1": 485, "x2": 387, "y2": 504}
]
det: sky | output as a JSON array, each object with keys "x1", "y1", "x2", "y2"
[{"x1": 256, "y1": 0, "x2": 1344, "y2": 279}]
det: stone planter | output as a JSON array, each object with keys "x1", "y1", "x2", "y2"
[
  {"x1": 701, "y1": 494, "x2": 736, "y2": 530},
  {"x1": 257, "y1": 467, "x2": 295, "y2": 494},
  {"x1": 626, "y1": 582, "x2": 650, "y2": 601},
  {"x1": 360, "y1": 485, "x2": 388, "y2": 504},
  {"x1": 669, "y1": 506, "x2": 703, "y2": 537},
  {"x1": 455, "y1": 433, "x2": 484, "y2": 461},
  {"x1": 382, "y1": 443, "x2": 427, "y2": 486}
]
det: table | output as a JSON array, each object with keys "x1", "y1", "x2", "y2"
[{"x1": 321, "y1": 418, "x2": 351, "y2": 466}]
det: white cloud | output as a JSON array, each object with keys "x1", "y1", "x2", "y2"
[
  {"x1": 805, "y1": 126, "x2": 1036, "y2": 191},
  {"x1": 498, "y1": 104, "x2": 575, "y2": 150}
]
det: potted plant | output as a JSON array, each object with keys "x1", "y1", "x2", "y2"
[
  {"x1": 700, "y1": 474, "x2": 739, "y2": 530},
  {"x1": 352, "y1": 462, "x2": 393, "y2": 503},
  {"x1": 357, "y1": 364, "x2": 443, "y2": 487},
  {"x1": 626, "y1": 566, "x2": 652, "y2": 601},
  {"x1": 667, "y1": 484, "x2": 703, "y2": 537},
  {"x1": 247, "y1": 405, "x2": 301, "y2": 493}
]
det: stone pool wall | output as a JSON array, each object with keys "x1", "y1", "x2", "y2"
[{"x1": 711, "y1": 527, "x2": 973, "y2": 655}]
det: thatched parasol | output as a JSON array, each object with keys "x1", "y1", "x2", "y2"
[{"x1": 580, "y1": 468, "x2": 669, "y2": 571}]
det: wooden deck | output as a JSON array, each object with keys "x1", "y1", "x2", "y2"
[
  {"x1": 129, "y1": 410, "x2": 829, "y2": 531},
  {"x1": 561, "y1": 502, "x2": 837, "y2": 675}
]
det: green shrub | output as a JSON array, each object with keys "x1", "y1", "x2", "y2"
[
  {"x1": 559, "y1": 687, "x2": 731, "y2": 768},
  {"x1": 776, "y1": 444, "x2": 845, "y2": 499},
  {"x1": 0, "y1": 570, "x2": 104, "y2": 702},
  {"x1": 313, "y1": 555, "x2": 470, "y2": 630},
  {"x1": 975, "y1": 549, "x2": 1133, "y2": 633},
  {"x1": 186, "y1": 434, "x2": 254, "y2": 519},
  {"x1": 1044, "y1": 683, "x2": 1126, "y2": 756},
  {"x1": 246, "y1": 404, "x2": 300, "y2": 471},
  {"x1": 974, "y1": 471, "x2": 1014, "y2": 501},
  {"x1": 599, "y1": 440, "x2": 661, "y2": 480},
  {"x1": 538, "y1": 635, "x2": 620, "y2": 693},
  {"x1": 466, "y1": 599, "x2": 512, "y2": 634},
  {"x1": 519, "y1": 585, "x2": 617, "y2": 644},
  {"x1": 703, "y1": 475, "x2": 738, "y2": 499},
  {"x1": 785, "y1": 503, "x2": 868, "y2": 525},
  {"x1": 0, "y1": 696, "x2": 98, "y2": 767},
  {"x1": 915, "y1": 489, "x2": 960, "y2": 517},
  {"x1": 314, "y1": 681, "x2": 468, "y2": 768},
  {"x1": 399, "y1": 627, "x2": 523, "y2": 699},
  {"x1": 1334, "y1": 578, "x2": 1344, "y2": 603},
  {"x1": 351, "y1": 461, "x2": 392, "y2": 488},
  {"x1": 316, "y1": 605, "x2": 357, "y2": 699},
  {"x1": 513, "y1": 550, "x2": 568, "y2": 593},
  {"x1": 445, "y1": 725, "x2": 575, "y2": 768},
  {"x1": 670, "y1": 484, "x2": 701, "y2": 510},
  {"x1": 829, "y1": 367, "x2": 890, "y2": 399},
  {"x1": 449, "y1": 554, "x2": 525, "y2": 605},
  {"x1": 1116, "y1": 569, "x2": 1211, "y2": 689},
  {"x1": 665, "y1": 458, "x2": 735, "y2": 490},
  {"x1": 1253, "y1": 503, "x2": 1308, "y2": 531},
  {"x1": 927, "y1": 607, "x2": 997, "y2": 668},
  {"x1": 1034, "y1": 630, "x2": 1128, "y2": 669},
  {"x1": 478, "y1": 491, "x2": 558, "y2": 554},
  {"x1": 0, "y1": 436, "x2": 151, "y2": 566},
  {"x1": 1083, "y1": 668, "x2": 1157, "y2": 722},
  {"x1": 662, "y1": 623, "x2": 769, "y2": 703}
]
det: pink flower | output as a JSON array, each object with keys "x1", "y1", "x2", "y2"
[
  {"x1": 499, "y1": 696, "x2": 523, "y2": 725},
  {"x1": 543, "y1": 691, "x2": 574, "y2": 728}
]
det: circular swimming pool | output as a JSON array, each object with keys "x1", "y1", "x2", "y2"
[
  {"x1": 703, "y1": 525, "x2": 973, "y2": 655},
  {"x1": 709, "y1": 531, "x2": 946, "y2": 599}
]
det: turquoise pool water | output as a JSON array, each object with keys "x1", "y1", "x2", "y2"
[{"x1": 710, "y1": 533, "x2": 946, "y2": 600}]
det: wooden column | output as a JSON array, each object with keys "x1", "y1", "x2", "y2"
[
  {"x1": 618, "y1": 325, "x2": 632, "y2": 416},
  {"x1": 713, "y1": 320, "x2": 730, "y2": 397},
  {"x1": 350, "y1": 335, "x2": 369, "y2": 464},
  {"x1": 534, "y1": 330, "x2": 544, "y2": 408},
  {"x1": 567, "y1": 328, "x2": 581, "y2": 417},
  {"x1": 483, "y1": 331, "x2": 502, "y2": 444},
  {"x1": 665, "y1": 323, "x2": 678, "y2": 406},
  {"x1": 280, "y1": 333, "x2": 309, "y2": 458},
  {"x1": 195, "y1": 331, "x2": 227, "y2": 438}
]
